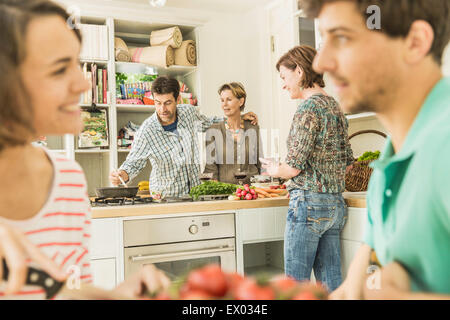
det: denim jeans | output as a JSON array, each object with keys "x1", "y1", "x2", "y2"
[{"x1": 284, "y1": 189, "x2": 348, "y2": 292}]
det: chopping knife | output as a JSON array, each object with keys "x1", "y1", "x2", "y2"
[{"x1": 1, "y1": 259, "x2": 129, "y2": 300}]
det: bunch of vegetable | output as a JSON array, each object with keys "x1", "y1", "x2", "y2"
[
  {"x1": 150, "y1": 263, "x2": 329, "y2": 300},
  {"x1": 235, "y1": 184, "x2": 258, "y2": 200},
  {"x1": 357, "y1": 150, "x2": 381, "y2": 162},
  {"x1": 189, "y1": 181, "x2": 239, "y2": 200}
]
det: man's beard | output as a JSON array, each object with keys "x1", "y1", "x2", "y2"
[{"x1": 342, "y1": 85, "x2": 387, "y2": 115}]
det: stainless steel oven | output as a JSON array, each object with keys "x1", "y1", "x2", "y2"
[{"x1": 123, "y1": 213, "x2": 236, "y2": 281}]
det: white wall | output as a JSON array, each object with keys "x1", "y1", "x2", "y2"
[{"x1": 443, "y1": 42, "x2": 450, "y2": 76}]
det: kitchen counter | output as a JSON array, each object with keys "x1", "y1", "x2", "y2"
[
  {"x1": 91, "y1": 197, "x2": 290, "y2": 219},
  {"x1": 91, "y1": 192, "x2": 367, "y2": 219}
]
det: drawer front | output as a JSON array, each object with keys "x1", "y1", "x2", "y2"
[
  {"x1": 238, "y1": 207, "x2": 287, "y2": 242},
  {"x1": 124, "y1": 213, "x2": 235, "y2": 247}
]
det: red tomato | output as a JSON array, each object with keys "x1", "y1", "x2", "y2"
[
  {"x1": 245, "y1": 193, "x2": 253, "y2": 201},
  {"x1": 270, "y1": 275, "x2": 299, "y2": 298},
  {"x1": 234, "y1": 279, "x2": 275, "y2": 300},
  {"x1": 225, "y1": 272, "x2": 245, "y2": 295},
  {"x1": 281, "y1": 184, "x2": 286, "y2": 189},
  {"x1": 186, "y1": 264, "x2": 228, "y2": 297}
]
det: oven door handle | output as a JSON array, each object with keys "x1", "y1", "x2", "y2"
[{"x1": 129, "y1": 246, "x2": 234, "y2": 262}]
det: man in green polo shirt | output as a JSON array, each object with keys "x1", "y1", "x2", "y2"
[{"x1": 298, "y1": 0, "x2": 450, "y2": 298}]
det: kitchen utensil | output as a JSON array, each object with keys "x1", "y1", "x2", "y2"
[
  {"x1": 0, "y1": 259, "x2": 128, "y2": 300},
  {"x1": 95, "y1": 186, "x2": 139, "y2": 198},
  {"x1": 118, "y1": 174, "x2": 128, "y2": 188}
]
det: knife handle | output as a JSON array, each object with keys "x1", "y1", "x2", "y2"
[{"x1": 1, "y1": 258, "x2": 64, "y2": 299}]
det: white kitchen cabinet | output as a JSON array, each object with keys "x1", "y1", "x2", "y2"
[
  {"x1": 89, "y1": 218, "x2": 122, "y2": 287},
  {"x1": 340, "y1": 208, "x2": 367, "y2": 278},
  {"x1": 340, "y1": 239, "x2": 363, "y2": 279},
  {"x1": 235, "y1": 207, "x2": 287, "y2": 276},
  {"x1": 91, "y1": 258, "x2": 117, "y2": 290},
  {"x1": 237, "y1": 207, "x2": 287, "y2": 243}
]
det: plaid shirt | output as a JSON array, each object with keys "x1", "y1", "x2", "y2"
[
  {"x1": 120, "y1": 105, "x2": 223, "y2": 197},
  {"x1": 286, "y1": 94, "x2": 354, "y2": 193}
]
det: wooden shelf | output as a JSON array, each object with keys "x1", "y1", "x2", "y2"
[
  {"x1": 75, "y1": 149, "x2": 110, "y2": 154},
  {"x1": 346, "y1": 112, "x2": 376, "y2": 120},
  {"x1": 115, "y1": 61, "x2": 196, "y2": 77},
  {"x1": 80, "y1": 103, "x2": 110, "y2": 108},
  {"x1": 80, "y1": 58, "x2": 109, "y2": 66},
  {"x1": 116, "y1": 104, "x2": 155, "y2": 113}
]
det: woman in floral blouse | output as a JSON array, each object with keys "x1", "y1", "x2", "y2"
[{"x1": 262, "y1": 45, "x2": 354, "y2": 291}]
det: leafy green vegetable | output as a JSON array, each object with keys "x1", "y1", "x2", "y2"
[
  {"x1": 189, "y1": 181, "x2": 240, "y2": 200},
  {"x1": 357, "y1": 150, "x2": 381, "y2": 162}
]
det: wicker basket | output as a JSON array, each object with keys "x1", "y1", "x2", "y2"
[{"x1": 345, "y1": 130, "x2": 387, "y2": 192}]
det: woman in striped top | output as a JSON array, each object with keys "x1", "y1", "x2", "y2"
[{"x1": 0, "y1": 0, "x2": 169, "y2": 299}]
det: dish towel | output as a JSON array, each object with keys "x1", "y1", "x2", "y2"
[
  {"x1": 150, "y1": 26, "x2": 183, "y2": 49},
  {"x1": 130, "y1": 46, "x2": 175, "y2": 68},
  {"x1": 174, "y1": 40, "x2": 197, "y2": 66},
  {"x1": 115, "y1": 37, "x2": 132, "y2": 62}
]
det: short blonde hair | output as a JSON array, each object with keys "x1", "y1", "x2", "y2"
[{"x1": 218, "y1": 82, "x2": 247, "y2": 111}]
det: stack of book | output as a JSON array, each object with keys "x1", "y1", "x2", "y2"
[
  {"x1": 79, "y1": 24, "x2": 109, "y2": 61},
  {"x1": 81, "y1": 63, "x2": 108, "y2": 105}
]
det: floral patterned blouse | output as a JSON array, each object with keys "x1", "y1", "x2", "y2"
[{"x1": 286, "y1": 94, "x2": 354, "y2": 193}]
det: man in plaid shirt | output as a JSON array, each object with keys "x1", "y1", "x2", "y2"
[{"x1": 110, "y1": 76, "x2": 258, "y2": 197}]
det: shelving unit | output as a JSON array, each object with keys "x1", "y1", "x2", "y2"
[{"x1": 44, "y1": 13, "x2": 201, "y2": 196}]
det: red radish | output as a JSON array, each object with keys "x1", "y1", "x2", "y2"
[
  {"x1": 242, "y1": 190, "x2": 247, "y2": 196},
  {"x1": 244, "y1": 185, "x2": 250, "y2": 192},
  {"x1": 236, "y1": 191, "x2": 242, "y2": 197},
  {"x1": 245, "y1": 193, "x2": 253, "y2": 201},
  {"x1": 252, "y1": 194, "x2": 257, "y2": 200},
  {"x1": 250, "y1": 189, "x2": 256, "y2": 195},
  {"x1": 236, "y1": 188, "x2": 243, "y2": 194}
]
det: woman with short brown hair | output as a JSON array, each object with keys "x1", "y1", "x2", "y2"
[{"x1": 263, "y1": 45, "x2": 354, "y2": 291}]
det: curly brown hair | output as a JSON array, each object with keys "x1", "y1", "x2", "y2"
[
  {"x1": 298, "y1": 0, "x2": 450, "y2": 65},
  {"x1": 0, "y1": 0, "x2": 82, "y2": 153}
]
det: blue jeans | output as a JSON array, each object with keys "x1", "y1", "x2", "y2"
[{"x1": 284, "y1": 189, "x2": 348, "y2": 292}]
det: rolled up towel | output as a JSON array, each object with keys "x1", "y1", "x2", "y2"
[
  {"x1": 150, "y1": 26, "x2": 183, "y2": 48},
  {"x1": 174, "y1": 40, "x2": 197, "y2": 66},
  {"x1": 115, "y1": 48, "x2": 131, "y2": 62},
  {"x1": 114, "y1": 38, "x2": 132, "y2": 62},
  {"x1": 129, "y1": 46, "x2": 175, "y2": 68}
]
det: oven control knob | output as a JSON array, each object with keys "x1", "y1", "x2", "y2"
[{"x1": 189, "y1": 224, "x2": 198, "y2": 234}]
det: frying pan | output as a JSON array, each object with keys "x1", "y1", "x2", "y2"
[{"x1": 96, "y1": 186, "x2": 139, "y2": 198}]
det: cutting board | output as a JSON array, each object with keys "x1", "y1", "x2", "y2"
[{"x1": 343, "y1": 192, "x2": 367, "y2": 208}]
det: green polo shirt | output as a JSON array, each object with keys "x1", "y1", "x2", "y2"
[{"x1": 364, "y1": 77, "x2": 450, "y2": 294}]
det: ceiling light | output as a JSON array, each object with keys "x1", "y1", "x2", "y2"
[{"x1": 149, "y1": 0, "x2": 166, "y2": 7}]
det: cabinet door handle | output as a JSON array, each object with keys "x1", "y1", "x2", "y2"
[{"x1": 129, "y1": 246, "x2": 233, "y2": 262}]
